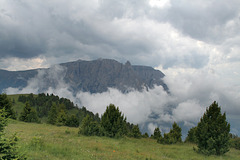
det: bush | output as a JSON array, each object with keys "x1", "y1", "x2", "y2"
[
  {"x1": 30, "y1": 136, "x2": 45, "y2": 150},
  {"x1": 231, "y1": 138, "x2": 240, "y2": 150},
  {"x1": 79, "y1": 115, "x2": 102, "y2": 136},
  {"x1": 142, "y1": 132, "x2": 149, "y2": 138}
]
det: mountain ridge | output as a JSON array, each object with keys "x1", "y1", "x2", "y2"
[{"x1": 0, "y1": 59, "x2": 168, "y2": 94}]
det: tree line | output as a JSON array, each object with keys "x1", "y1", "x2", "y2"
[{"x1": 17, "y1": 93, "x2": 99, "y2": 127}]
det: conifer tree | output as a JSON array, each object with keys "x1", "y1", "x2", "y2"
[
  {"x1": 101, "y1": 104, "x2": 127, "y2": 138},
  {"x1": 56, "y1": 109, "x2": 67, "y2": 126},
  {"x1": 19, "y1": 102, "x2": 39, "y2": 123},
  {"x1": 0, "y1": 109, "x2": 26, "y2": 159},
  {"x1": 0, "y1": 94, "x2": 16, "y2": 119},
  {"x1": 170, "y1": 122, "x2": 182, "y2": 143},
  {"x1": 158, "y1": 122, "x2": 182, "y2": 144},
  {"x1": 185, "y1": 127, "x2": 197, "y2": 143},
  {"x1": 47, "y1": 103, "x2": 58, "y2": 125},
  {"x1": 131, "y1": 125, "x2": 141, "y2": 138},
  {"x1": 195, "y1": 101, "x2": 230, "y2": 155},
  {"x1": 66, "y1": 115, "x2": 79, "y2": 127},
  {"x1": 79, "y1": 115, "x2": 101, "y2": 136},
  {"x1": 153, "y1": 127, "x2": 162, "y2": 140}
]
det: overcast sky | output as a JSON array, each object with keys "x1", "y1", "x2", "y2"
[{"x1": 1, "y1": 0, "x2": 240, "y2": 135}]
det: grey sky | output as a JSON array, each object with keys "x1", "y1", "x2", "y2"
[
  {"x1": 0, "y1": 0, "x2": 239, "y2": 69},
  {"x1": 1, "y1": 0, "x2": 240, "y2": 135}
]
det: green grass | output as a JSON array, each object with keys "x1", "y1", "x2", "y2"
[{"x1": 5, "y1": 120, "x2": 240, "y2": 160}]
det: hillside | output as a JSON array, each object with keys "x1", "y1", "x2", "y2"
[
  {"x1": 5, "y1": 120, "x2": 240, "y2": 160},
  {"x1": 0, "y1": 59, "x2": 168, "y2": 94},
  {"x1": 4, "y1": 94, "x2": 240, "y2": 159}
]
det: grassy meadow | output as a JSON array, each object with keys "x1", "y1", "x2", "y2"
[{"x1": 4, "y1": 120, "x2": 240, "y2": 160}]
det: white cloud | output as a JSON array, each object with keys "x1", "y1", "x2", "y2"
[
  {"x1": 147, "y1": 123, "x2": 158, "y2": 135},
  {"x1": 0, "y1": 57, "x2": 49, "y2": 71},
  {"x1": 76, "y1": 86, "x2": 170, "y2": 124},
  {"x1": 149, "y1": 0, "x2": 171, "y2": 9},
  {"x1": 173, "y1": 100, "x2": 204, "y2": 126}
]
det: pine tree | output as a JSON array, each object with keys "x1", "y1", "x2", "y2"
[
  {"x1": 0, "y1": 109, "x2": 26, "y2": 159},
  {"x1": 131, "y1": 125, "x2": 141, "y2": 138},
  {"x1": 47, "y1": 103, "x2": 58, "y2": 125},
  {"x1": 19, "y1": 102, "x2": 39, "y2": 123},
  {"x1": 79, "y1": 115, "x2": 101, "y2": 136},
  {"x1": 185, "y1": 127, "x2": 197, "y2": 143},
  {"x1": 153, "y1": 127, "x2": 162, "y2": 140},
  {"x1": 101, "y1": 104, "x2": 127, "y2": 138},
  {"x1": 195, "y1": 101, "x2": 230, "y2": 155},
  {"x1": 56, "y1": 109, "x2": 67, "y2": 126},
  {"x1": 0, "y1": 94, "x2": 16, "y2": 119},
  {"x1": 142, "y1": 132, "x2": 149, "y2": 138},
  {"x1": 66, "y1": 115, "x2": 79, "y2": 127},
  {"x1": 159, "y1": 122, "x2": 182, "y2": 144},
  {"x1": 170, "y1": 122, "x2": 182, "y2": 143}
]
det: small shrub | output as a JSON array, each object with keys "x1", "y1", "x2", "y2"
[
  {"x1": 65, "y1": 130, "x2": 70, "y2": 134},
  {"x1": 30, "y1": 136, "x2": 45, "y2": 150},
  {"x1": 231, "y1": 138, "x2": 240, "y2": 150}
]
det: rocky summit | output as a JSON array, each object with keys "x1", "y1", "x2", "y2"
[{"x1": 0, "y1": 59, "x2": 168, "y2": 94}]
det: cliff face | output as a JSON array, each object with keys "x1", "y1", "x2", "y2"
[{"x1": 0, "y1": 59, "x2": 168, "y2": 93}]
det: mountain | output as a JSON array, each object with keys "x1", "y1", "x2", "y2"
[{"x1": 0, "y1": 59, "x2": 168, "y2": 94}]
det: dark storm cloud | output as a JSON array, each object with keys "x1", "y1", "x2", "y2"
[{"x1": 0, "y1": 0, "x2": 59, "y2": 58}]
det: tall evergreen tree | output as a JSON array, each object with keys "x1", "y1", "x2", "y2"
[
  {"x1": 185, "y1": 127, "x2": 197, "y2": 143},
  {"x1": 47, "y1": 103, "x2": 58, "y2": 125},
  {"x1": 19, "y1": 102, "x2": 39, "y2": 123},
  {"x1": 0, "y1": 94, "x2": 16, "y2": 119},
  {"x1": 170, "y1": 122, "x2": 182, "y2": 143},
  {"x1": 153, "y1": 127, "x2": 162, "y2": 140},
  {"x1": 131, "y1": 125, "x2": 141, "y2": 138},
  {"x1": 101, "y1": 104, "x2": 127, "y2": 138},
  {"x1": 195, "y1": 101, "x2": 230, "y2": 155},
  {"x1": 56, "y1": 109, "x2": 67, "y2": 126}
]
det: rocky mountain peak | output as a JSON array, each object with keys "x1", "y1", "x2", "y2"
[{"x1": 0, "y1": 59, "x2": 168, "y2": 94}]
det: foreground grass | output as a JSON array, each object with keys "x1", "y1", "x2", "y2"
[{"x1": 5, "y1": 120, "x2": 240, "y2": 160}]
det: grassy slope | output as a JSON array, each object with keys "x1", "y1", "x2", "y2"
[{"x1": 5, "y1": 120, "x2": 240, "y2": 160}]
